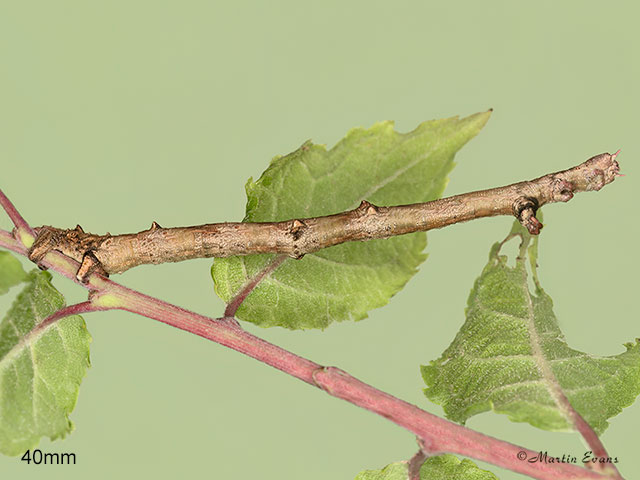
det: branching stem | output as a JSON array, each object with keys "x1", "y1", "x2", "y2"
[
  {"x1": 0, "y1": 150, "x2": 624, "y2": 480},
  {"x1": 5, "y1": 258, "x2": 607, "y2": 479},
  {"x1": 0, "y1": 189, "x2": 33, "y2": 236}
]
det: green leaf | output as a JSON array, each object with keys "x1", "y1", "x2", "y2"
[
  {"x1": 422, "y1": 221, "x2": 640, "y2": 434},
  {"x1": 0, "y1": 271, "x2": 91, "y2": 456},
  {"x1": 0, "y1": 251, "x2": 28, "y2": 295},
  {"x1": 212, "y1": 111, "x2": 491, "y2": 329},
  {"x1": 354, "y1": 455, "x2": 498, "y2": 480},
  {"x1": 420, "y1": 455, "x2": 499, "y2": 480},
  {"x1": 355, "y1": 462, "x2": 409, "y2": 480}
]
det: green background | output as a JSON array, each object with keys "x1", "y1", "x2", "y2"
[{"x1": 0, "y1": 1, "x2": 637, "y2": 479}]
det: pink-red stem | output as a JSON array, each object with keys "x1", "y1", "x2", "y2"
[
  {"x1": 0, "y1": 189, "x2": 33, "y2": 235},
  {"x1": 0, "y1": 188, "x2": 620, "y2": 479}
]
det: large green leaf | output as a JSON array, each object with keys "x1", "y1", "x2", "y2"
[
  {"x1": 213, "y1": 111, "x2": 491, "y2": 329},
  {"x1": 422, "y1": 221, "x2": 640, "y2": 434},
  {"x1": 354, "y1": 455, "x2": 498, "y2": 480},
  {"x1": 0, "y1": 251, "x2": 27, "y2": 295},
  {"x1": 0, "y1": 270, "x2": 91, "y2": 455}
]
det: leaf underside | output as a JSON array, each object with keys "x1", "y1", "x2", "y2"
[
  {"x1": 0, "y1": 265, "x2": 91, "y2": 456},
  {"x1": 212, "y1": 111, "x2": 491, "y2": 329},
  {"x1": 422, "y1": 221, "x2": 640, "y2": 435},
  {"x1": 354, "y1": 455, "x2": 498, "y2": 480}
]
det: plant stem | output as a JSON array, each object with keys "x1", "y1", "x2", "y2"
[
  {"x1": 0, "y1": 167, "x2": 623, "y2": 480},
  {"x1": 34, "y1": 301, "x2": 112, "y2": 335},
  {"x1": 0, "y1": 225, "x2": 613, "y2": 480},
  {"x1": 0, "y1": 189, "x2": 33, "y2": 236}
]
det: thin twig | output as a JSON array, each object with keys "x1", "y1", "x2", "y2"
[
  {"x1": 22, "y1": 152, "x2": 620, "y2": 282},
  {"x1": 0, "y1": 223, "x2": 614, "y2": 479},
  {"x1": 311, "y1": 367, "x2": 605, "y2": 479},
  {"x1": 0, "y1": 229, "x2": 28, "y2": 256},
  {"x1": 0, "y1": 189, "x2": 33, "y2": 235}
]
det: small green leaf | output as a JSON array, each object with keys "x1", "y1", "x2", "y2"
[
  {"x1": 213, "y1": 111, "x2": 491, "y2": 329},
  {"x1": 0, "y1": 271, "x2": 91, "y2": 456},
  {"x1": 354, "y1": 455, "x2": 498, "y2": 480},
  {"x1": 0, "y1": 251, "x2": 28, "y2": 295},
  {"x1": 355, "y1": 462, "x2": 409, "y2": 480},
  {"x1": 420, "y1": 455, "x2": 499, "y2": 480},
  {"x1": 422, "y1": 221, "x2": 640, "y2": 434}
]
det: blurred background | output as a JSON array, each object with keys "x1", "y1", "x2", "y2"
[{"x1": 0, "y1": 1, "x2": 637, "y2": 479}]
